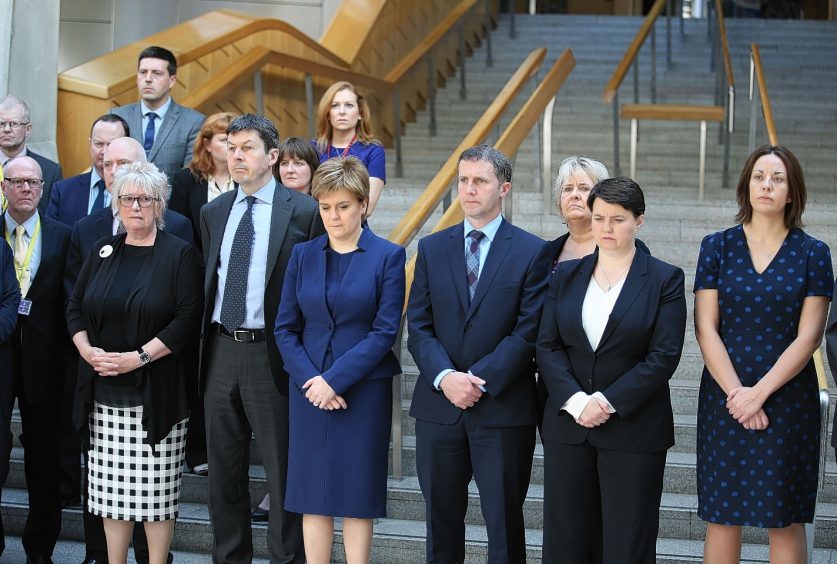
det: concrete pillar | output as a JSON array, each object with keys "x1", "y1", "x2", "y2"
[{"x1": 0, "y1": 0, "x2": 61, "y2": 160}]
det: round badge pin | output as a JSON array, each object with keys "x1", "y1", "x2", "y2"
[{"x1": 99, "y1": 245, "x2": 114, "y2": 258}]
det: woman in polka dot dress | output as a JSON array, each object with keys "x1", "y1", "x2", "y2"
[{"x1": 694, "y1": 145, "x2": 833, "y2": 563}]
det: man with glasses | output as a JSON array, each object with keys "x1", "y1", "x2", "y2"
[
  {"x1": 0, "y1": 155, "x2": 71, "y2": 563},
  {"x1": 0, "y1": 96, "x2": 62, "y2": 214},
  {"x1": 63, "y1": 137, "x2": 191, "y2": 564}
]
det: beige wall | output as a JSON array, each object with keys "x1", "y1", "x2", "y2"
[{"x1": 59, "y1": 0, "x2": 343, "y2": 72}]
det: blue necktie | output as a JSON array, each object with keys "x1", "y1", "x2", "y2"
[
  {"x1": 220, "y1": 196, "x2": 256, "y2": 332},
  {"x1": 143, "y1": 112, "x2": 158, "y2": 154},
  {"x1": 466, "y1": 230, "x2": 484, "y2": 301},
  {"x1": 91, "y1": 179, "x2": 105, "y2": 212}
]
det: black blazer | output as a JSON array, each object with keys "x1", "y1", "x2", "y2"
[
  {"x1": 407, "y1": 218, "x2": 550, "y2": 427},
  {"x1": 198, "y1": 182, "x2": 325, "y2": 394},
  {"x1": 0, "y1": 242, "x2": 20, "y2": 391},
  {"x1": 825, "y1": 284, "x2": 837, "y2": 446},
  {"x1": 66, "y1": 230, "x2": 203, "y2": 446},
  {"x1": 3, "y1": 213, "x2": 71, "y2": 402},
  {"x1": 536, "y1": 249, "x2": 686, "y2": 452},
  {"x1": 169, "y1": 167, "x2": 221, "y2": 245},
  {"x1": 64, "y1": 206, "x2": 194, "y2": 298}
]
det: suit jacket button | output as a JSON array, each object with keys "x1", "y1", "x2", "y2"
[
  {"x1": 587, "y1": 378, "x2": 592, "y2": 385},
  {"x1": 464, "y1": 323, "x2": 472, "y2": 331}
]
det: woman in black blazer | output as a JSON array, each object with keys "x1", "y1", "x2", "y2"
[
  {"x1": 536, "y1": 177, "x2": 687, "y2": 564},
  {"x1": 169, "y1": 112, "x2": 236, "y2": 245},
  {"x1": 67, "y1": 162, "x2": 203, "y2": 563}
]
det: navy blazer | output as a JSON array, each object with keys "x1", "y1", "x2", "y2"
[
  {"x1": 275, "y1": 228, "x2": 405, "y2": 395},
  {"x1": 407, "y1": 218, "x2": 550, "y2": 427},
  {"x1": 536, "y1": 249, "x2": 686, "y2": 452},
  {"x1": 46, "y1": 171, "x2": 93, "y2": 226},
  {"x1": 64, "y1": 206, "x2": 193, "y2": 298}
]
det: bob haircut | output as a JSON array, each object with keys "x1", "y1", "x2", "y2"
[
  {"x1": 112, "y1": 161, "x2": 168, "y2": 230},
  {"x1": 311, "y1": 156, "x2": 370, "y2": 206},
  {"x1": 734, "y1": 144, "x2": 805, "y2": 229},
  {"x1": 314, "y1": 81, "x2": 379, "y2": 153},
  {"x1": 587, "y1": 176, "x2": 646, "y2": 218},
  {"x1": 187, "y1": 112, "x2": 236, "y2": 182},
  {"x1": 272, "y1": 137, "x2": 320, "y2": 188}
]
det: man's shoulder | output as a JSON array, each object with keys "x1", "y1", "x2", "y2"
[
  {"x1": 285, "y1": 186, "x2": 318, "y2": 211},
  {"x1": 76, "y1": 207, "x2": 111, "y2": 230},
  {"x1": 41, "y1": 215, "x2": 71, "y2": 240},
  {"x1": 170, "y1": 100, "x2": 205, "y2": 124},
  {"x1": 111, "y1": 103, "x2": 138, "y2": 118},
  {"x1": 27, "y1": 149, "x2": 60, "y2": 170},
  {"x1": 54, "y1": 172, "x2": 90, "y2": 190}
]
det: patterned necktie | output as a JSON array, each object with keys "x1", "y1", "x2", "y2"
[
  {"x1": 143, "y1": 112, "x2": 158, "y2": 153},
  {"x1": 91, "y1": 179, "x2": 105, "y2": 212},
  {"x1": 466, "y1": 230, "x2": 484, "y2": 301},
  {"x1": 14, "y1": 225, "x2": 31, "y2": 295},
  {"x1": 220, "y1": 196, "x2": 256, "y2": 332}
]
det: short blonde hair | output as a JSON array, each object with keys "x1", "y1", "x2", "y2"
[
  {"x1": 112, "y1": 161, "x2": 168, "y2": 229},
  {"x1": 311, "y1": 157, "x2": 370, "y2": 204}
]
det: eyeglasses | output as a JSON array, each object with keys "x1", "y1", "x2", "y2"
[
  {"x1": 4, "y1": 177, "x2": 44, "y2": 190},
  {"x1": 0, "y1": 121, "x2": 30, "y2": 130},
  {"x1": 118, "y1": 195, "x2": 159, "y2": 208}
]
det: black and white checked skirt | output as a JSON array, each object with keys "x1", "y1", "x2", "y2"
[{"x1": 88, "y1": 401, "x2": 188, "y2": 521}]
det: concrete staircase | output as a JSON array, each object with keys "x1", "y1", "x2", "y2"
[{"x1": 3, "y1": 13, "x2": 837, "y2": 563}]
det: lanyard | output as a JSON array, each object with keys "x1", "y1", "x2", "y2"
[
  {"x1": 327, "y1": 134, "x2": 357, "y2": 159},
  {"x1": 5, "y1": 217, "x2": 41, "y2": 290}
]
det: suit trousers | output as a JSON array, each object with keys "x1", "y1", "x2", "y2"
[
  {"x1": 59, "y1": 351, "x2": 82, "y2": 503},
  {"x1": 542, "y1": 439, "x2": 666, "y2": 564},
  {"x1": 415, "y1": 414, "x2": 535, "y2": 564},
  {"x1": 18, "y1": 396, "x2": 62, "y2": 559},
  {"x1": 204, "y1": 332, "x2": 303, "y2": 564}
]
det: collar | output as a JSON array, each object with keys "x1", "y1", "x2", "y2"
[
  {"x1": 89, "y1": 168, "x2": 103, "y2": 189},
  {"x1": 5, "y1": 209, "x2": 39, "y2": 237},
  {"x1": 0, "y1": 146, "x2": 27, "y2": 165},
  {"x1": 234, "y1": 177, "x2": 275, "y2": 206},
  {"x1": 464, "y1": 213, "x2": 503, "y2": 243},
  {"x1": 140, "y1": 97, "x2": 172, "y2": 121}
]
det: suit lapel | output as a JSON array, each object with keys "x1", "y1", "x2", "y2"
[
  {"x1": 446, "y1": 223, "x2": 469, "y2": 315},
  {"x1": 74, "y1": 173, "x2": 92, "y2": 219},
  {"x1": 125, "y1": 105, "x2": 143, "y2": 150},
  {"x1": 330, "y1": 229, "x2": 372, "y2": 318},
  {"x1": 266, "y1": 184, "x2": 292, "y2": 286},
  {"x1": 25, "y1": 216, "x2": 56, "y2": 297},
  {"x1": 205, "y1": 194, "x2": 234, "y2": 293},
  {"x1": 466, "y1": 219, "x2": 512, "y2": 320},
  {"x1": 597, "y1": 250, "x2": 649, "y2": 348},
  {"x1": 149, "y1": 102, "x2": 179, "y2": 162}
]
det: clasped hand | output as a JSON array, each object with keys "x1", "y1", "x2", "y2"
[
  {"x1": 576, "y1": 397, "x2": 610, "y2": 428},
  {"x1": 303, "y1": 376, "x2": 347, "y2": 410},
  {"x1": 86, "y1": 347, "x2": 141, "y2": 376},
  {"x1": 726, "y1": 386, "x2": 769, "y2": 431},
  {"x1": 440, "y1": 371, "x2": 486, "y2": 410}
]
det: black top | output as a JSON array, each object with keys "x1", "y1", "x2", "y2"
[{"x1": 67, "y1": 230, "x2": 203, "y2": 446}]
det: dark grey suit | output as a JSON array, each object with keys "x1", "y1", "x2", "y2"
[
  {"x1": 199, "y1": 181, "x2": 324, "y2": 564},
  {"x1": 27, "y1": 150, "x2": 63, "y2": 216},
  {"x1": 112, "y1": 100, "x2": 204, "y2": 180}
]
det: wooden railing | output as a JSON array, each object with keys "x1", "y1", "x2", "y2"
[
  {"x1": 56, "y1": 1, "x2": 497, "y2": 175},
  {"x1": 748, "y1": 43, "x2": 778, "y2": 150}
]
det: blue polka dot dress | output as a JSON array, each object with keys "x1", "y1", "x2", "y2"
[{"x1": 695, "y1": 225, "x2": 833, "y2": 528}]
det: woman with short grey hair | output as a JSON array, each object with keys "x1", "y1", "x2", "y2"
[{"x1": 67, "y1": 160, "x2": 202, "y2": 563}]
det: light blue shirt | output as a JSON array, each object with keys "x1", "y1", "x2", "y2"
[
  {"x1": 140, "y1": 98, "x2": 172, "y2": 147},
  {"x1": 211, "y1": 179, "x2": 275, "y2": 329},
  {"x1": 433, "y1": 213, "x2": 504, "y2": 390},
  {"x1": 86, "y1": 169, "x2": 111, "y2": 213},
  {"x1": 4, "y1": 210, "x2": 42, "y2": 284}
]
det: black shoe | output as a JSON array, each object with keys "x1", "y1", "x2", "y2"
[
  {"x1": 61, "y1": 497, "x2": 83, "y2": 509},
  {"x1": 251, "y1": 506, "x2": 269, "y2": 522}
]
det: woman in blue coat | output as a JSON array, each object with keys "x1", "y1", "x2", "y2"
[{"x1": 275, "y1": 156, "x2": 405, "y2": 564}]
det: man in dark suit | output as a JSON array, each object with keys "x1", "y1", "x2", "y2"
[
  {"x1": 111, "y1": 46, "x2": 204, "y2": 180},
  {"x1": 407, "y1": 144, "x2": 549, "y2": 563},
  {"x1": 46, "y1": 114, "x2": 130, "y2": 227},
  {"x1": 1, "y1": 156, "x2": 71, "y2": 564},
  {"x1": 64, "y1": 137, "x2": 189, "y2": 564},
  {"x1": 0, "y1": 96, "x2": 62, "y2": 214},
  {"x1": 200, "y1": 114, "x2": 323, "y2": 564}
]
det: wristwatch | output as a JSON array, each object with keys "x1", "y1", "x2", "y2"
[{"x1": 137, "y1": 348, "x2": 151, "y2": 365}]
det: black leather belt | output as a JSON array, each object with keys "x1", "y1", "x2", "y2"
[{"x1": 214, "y1": 323, "x2": 266, "y2": 343}]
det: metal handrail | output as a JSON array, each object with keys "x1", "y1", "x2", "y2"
[
  {"x1": 809, "y1": 350, "x2": 830, "y2": 564},
  {"x1": 748, "y1": 43, "x2": 779, "y2": 151}
]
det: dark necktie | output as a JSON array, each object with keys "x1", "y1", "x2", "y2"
[
  {"x1": 466, "y1": 230, "x2": 485, "y2": 301},
  {"x1": 220, "y1": 196, "x2": 256, "y2": 332},
  {"x1": 143, "y1": 112, "x2": 158, "y2": 153},
  {"x1": 91, "y1": 179, "x2": 105, "y2": 212}
]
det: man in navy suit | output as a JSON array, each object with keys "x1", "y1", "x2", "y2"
[
  {"x1": 1, "y1": 156, "x2": 71, "y2": 563},
  {"x1": 0, "y1": 96, "x2": 62, "y2": 215},
  {"x1": 64, "y1": 136, "x2": 189, "y2": 564},
  {"x1": 407, "y1": 145, "x2": 550, "y2": 563},
  {"x1": 112, "y1": 46, "x2": 204, "y2": 180},
  {"x1": 46, "y1": 114, "x2": 130, "y2": 227}
]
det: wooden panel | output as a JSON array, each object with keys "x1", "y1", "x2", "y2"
[
  {"x1": 621, "y1": 103, "x2": 724, "y2": 122},
  {"x1": 57, "y1": 90, "x2": 112, "y2": 176}
]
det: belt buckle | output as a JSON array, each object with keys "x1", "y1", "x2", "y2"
[{"x1": 232, "y1": 329, "x2": 254, "y2": 343}]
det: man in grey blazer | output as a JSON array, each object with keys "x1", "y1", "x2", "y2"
[
  {"x1": 199, "y1": 114, "x2": 324, "y2": 563},
  {"x1": 0, "y1": 95, "x2": 62, "y2": 215},
  {"x1": 111, "y1": 46, "x2": 204, "y2": 181}
]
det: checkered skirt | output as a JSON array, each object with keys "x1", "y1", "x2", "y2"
[{"x1": 87, "y1": 401, "x2": 188, "y2": 521}]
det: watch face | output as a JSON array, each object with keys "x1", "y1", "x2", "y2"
[{"x1": 139, "y1": 351, "x2": 150, "y2": 364}]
